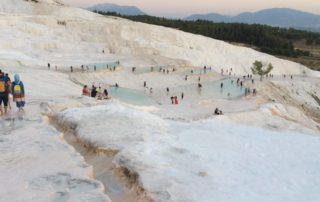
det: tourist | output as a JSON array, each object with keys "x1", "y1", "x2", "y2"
[
  {"x1": 4, "y1": 73, "x2": 11, "y2": 110},
  {"x1": 198, "y1": 83, "x2": 202, "y2": 88},
  {"x1": 115, "y1": 83, "x2": 119, "y2": 88},
  {"x1": 70, "y1": 66, "x2": 73, "y2": 73},
  {"x1": 252, "y1": 79, "x2": 254, "y2": 84},
  {"x1": 11, "y1": 74, "x2": 25, "y2": 112},
  {"x1": 82, "y1": 85, "x2": 90, "y2": 96},
  {"x1": 103, "y1": 89, "x2": 109, "y2": 99},
  {"x1": 214, "y1": 108, "x2": 223, "y2": 115},
  {"x1": 253, "y1": 89, "x2": 257, "y2": 96},
  {"x1": 94, "y1": 65, "x2": 97, "y2": 71},
  {"x1": 198, "y1": 76, "x2": 201, "y2": 82},
  {"x1": 144, "y1": 81, "x2": 147, "y2": 87},
  {"x1": 171, "y1": 96, "x2": 174, "y2": 104},
  {"x1": 174, "y1": 96, "x2": 178, "y2": 105},
  {"x1": 220, "y1": 82, "x2": 224, "y2": 88},
  {"x1": 181, "y1": 92, "x2": 184, "y2": 100},
  {"x1": 166, "y1": 87, "x2": 169, "y2": 94},
  {"x1": 91, "y1": 85, "x2": 97, "y2": 98},
  {"x1": 48, "y1": 63, "x2": 50, "y2": 70},
  {"x1": 97, "y1": 86, "x2": 103, "y2": 99},
  {"x1": 0, "y1": 70, "x2": 10, "y2": 115},
  {"x1": 185, "y1": 75, "x2": 188, "y2": 81}
]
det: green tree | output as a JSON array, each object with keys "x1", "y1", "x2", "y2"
[{"x1": 251, "y1": 61, "x2": 274, "y2": 81}]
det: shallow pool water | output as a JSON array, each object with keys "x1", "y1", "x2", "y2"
[
  {"x1": 153, "y1": 79, "x2": 245, "y2": 104},
  {"x1": 201, "y1": 79, "x2": 245, "y2": 99},
  {"x1": 133, "y1": 66, "x2": 173, "y2": 75},
  {"x1": 85, "y1": 62, "x2": 118, "y2": 71},
  {"x1": 105, "y1": 79, "x2": 243, "y2": 106},
  {"x1": 108, "y1": 87, "x2": 158, "y2": 106}
]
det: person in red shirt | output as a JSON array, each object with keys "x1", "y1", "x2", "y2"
[{"x1": 82, "y1": 85, "x2": 90, "y2": 96}]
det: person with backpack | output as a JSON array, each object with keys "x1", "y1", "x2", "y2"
[
  {"x1": 11, "y1": 74, "x2": 25, "y2": 112},
  {"x1": 0, "y1": 70, "x2": 10, "y2": 115}
]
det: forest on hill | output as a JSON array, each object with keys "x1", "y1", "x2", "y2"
[{"x1": 96, "y1": 11, "x2": 320, "y2": 64}]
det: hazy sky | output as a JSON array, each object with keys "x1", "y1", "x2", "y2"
[{"x1": 62, "y1": 0, "x2": 320, "y2": 18}]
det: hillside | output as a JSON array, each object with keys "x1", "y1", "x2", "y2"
[{"x1": 98, "y1": 12, "x2": 320, "y2": 71}]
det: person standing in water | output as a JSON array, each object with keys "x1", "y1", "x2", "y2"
[{"x1": 11, "y1": 74, "x2": 25, "y2": 112}]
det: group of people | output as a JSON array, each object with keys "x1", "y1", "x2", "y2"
[
  {"x1": 0, "y1": 70, "x2": 25, "y2": 116},
  {"x1": 82, "y1": 84, "x2": 110, "y2": 100},
  {"x1": 47, "y1": 62, "x2": 120, "y2": 73},
  {"x1": 170, "y1": 96, "x2": 179, "y2": 105}
]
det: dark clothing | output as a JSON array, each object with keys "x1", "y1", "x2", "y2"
[
  {"x1": 0, "y1": 94, "x2": 8, "y2": 106},
  {"x1": 91, "y1": 87, "x2": 97, "y2": 97}
]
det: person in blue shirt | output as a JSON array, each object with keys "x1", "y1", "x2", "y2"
[{"x1": 11, "y1": 74, "x2": 25, "y2": 112}]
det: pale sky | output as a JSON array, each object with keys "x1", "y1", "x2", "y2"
[{"x1": 62, "y1": 0, "x2": 320, "y2": 18}]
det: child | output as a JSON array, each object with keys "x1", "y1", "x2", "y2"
[{"x1": 11, "y1": 74, "x2": 25, "y2": 112}]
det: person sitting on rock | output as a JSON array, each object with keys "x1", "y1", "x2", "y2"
[
  {"x1": 214, "y1": 108, "x2": 223, "y2": 115},
  {"x1": 103, "y1": 89, "x2": 110, "y2": 99},
  {"x1": 82, "y1": 85, "x2": 90, "y2": 96}
]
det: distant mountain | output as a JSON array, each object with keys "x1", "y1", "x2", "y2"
[
  {"x1": 185, "y1": 8, "x2": 320, "y2": 32},
  {"x1": 87, "y1": 3, "x2": 146, "y2": 16}
]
